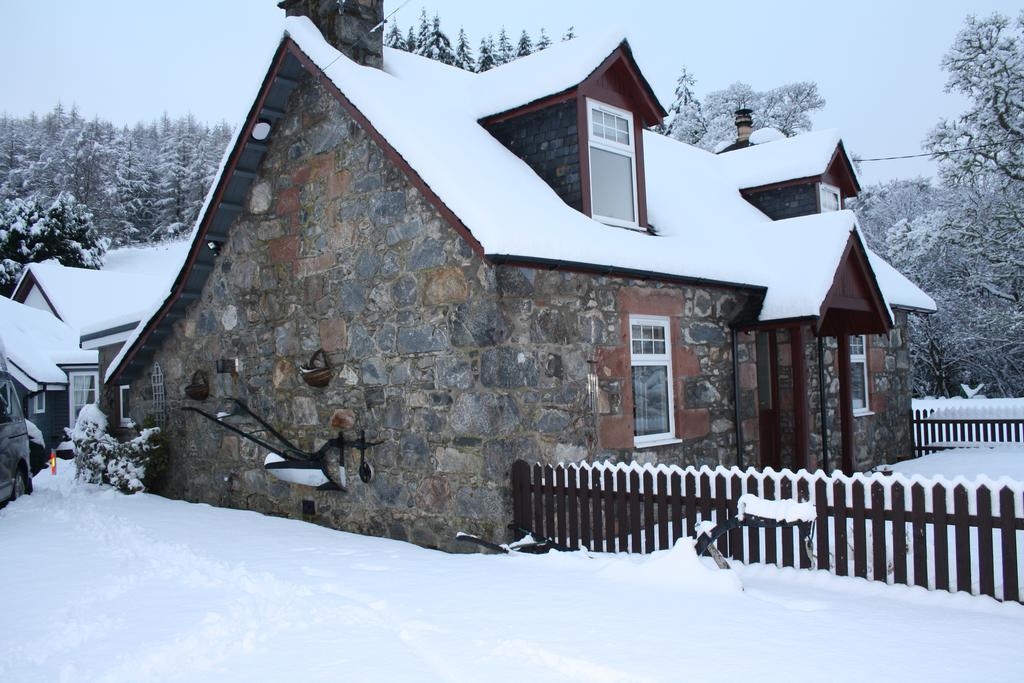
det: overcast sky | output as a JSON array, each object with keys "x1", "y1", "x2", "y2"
[{"x1": 2, "y1": 0, "x2": 1020, "y2": 185}]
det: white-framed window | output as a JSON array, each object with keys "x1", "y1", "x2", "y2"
[
  {"x1": 588, "y1": 99, "x2": 639, "y2": 229},
  {"x1": 30, "y1": 392, "x2": 45, "y2": 414},
  {"x1": 850, "y1": 335, "x2": 870, "y2": 414},
  {"x1": 819, "y1": 183, "x2": 841, "y2": 212},
  {"x1": 68, "y1": 371, "x2": 99, "y2": 427},
  {"x1": 119, "y1": 385, "x2": 132, "y2": 427},
  {"x1": 630, "y1": 315, "x2": 677, "y2": 446}
]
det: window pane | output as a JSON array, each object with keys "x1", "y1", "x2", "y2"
[
  {"x1": 590, "y1": 146, "x2": 635, "y2": 222},
  {"x1": 632, "y1": 364, "x2": 671, "y2": 436},
  {"x1": 851, "y1": 361, "x2": 867, "y2": 410},
  {"x1": 850, "y1": 335, "x2": 865, "y2": 356},
  {"x1": 821, "y1": 187, "x2": 840, "y2": 212},
  {"x1": 71, "y1": 374, "x2": 97, "y2": 423}
]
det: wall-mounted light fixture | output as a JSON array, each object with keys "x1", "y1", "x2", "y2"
[
  {"x1": 207, "y1": 240, "x2": 223, "y2": 257},
  {"x1": 252, "y1": 121, "x2": 272, "y2": 141}
]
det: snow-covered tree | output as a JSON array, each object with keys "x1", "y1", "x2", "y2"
[
  {"x1": 420, "y1": 14, "x2": 455, "y2": 65},
  {"x1": 563, "y1": 26, "x2": 576, "y2": 41},
  {"x1": 384, "y1": 21, "x2": 404, "y2": 50},
  {"x1": 516, "y1": 30, "x2": 533, "y2": 58},
  {"x1": 536, "y1": 28, "x2": 551, "y2": 51},
  {"x1": 414, "y1": 10, "x2": 431, "y2": 57},
  {"x1": 496, "y1": 27, "x2": 514, "y2": 65},
  {"x1": 0, "y1": 192, "x2": 108, "y2": 291},
  {"x1": 661, "y1": 67, "x2": 705, "y2": 144},
  {"x1": 454, "y1": 28, "x2": 475, "y2": 71},
  {"x1": 405, "y1": 25, "x2": 418, "y2": 54},
  {"x1": 477, "y1": 35, "x2": 497, "y2": 72}
]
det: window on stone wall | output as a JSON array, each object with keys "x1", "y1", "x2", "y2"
[
  {"x1": 850, "y1": 334, "x2": 870, "y2": 414},
  {"x1": 151, "y1": 363, "x2": 166, "y2": 428},
  {"x1": 119, "y1": 385, "x2": 132, "y2": 427},
  {"x1": 588, "y1": 99, "x2": 638, "y2": 229},
  {"x1": 819, "y1": 183, "x2": 841, "y2": 212},
  {"x1": 630, "y1": 315, "x2": 677, "y2": 446}
]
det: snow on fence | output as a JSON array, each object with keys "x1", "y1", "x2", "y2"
[
  {"x1": 911, "y1": 408, "x2": 1024, "y2": 457},
  {"x1": 510, "y1": 460, "x2": 1024, "y2": 603}
]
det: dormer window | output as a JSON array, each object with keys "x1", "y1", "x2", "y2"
[
  {"x1": 588, "y1": 99, "x2": 639, "y2": 229},
  {"x1": 819, "y1": 183, "x2": 841, "y2": 212}
]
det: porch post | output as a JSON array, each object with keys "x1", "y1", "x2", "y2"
[
  {"x1": 836, "y1": 332, "x2": 855, "y2": 474},
  {"x1": 790, "y1": 326, "x2": 812, "y2": 470}
]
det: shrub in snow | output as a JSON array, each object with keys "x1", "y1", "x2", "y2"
[{"x1": 69, "y1": 404, "x2": 164, "y2": 493}]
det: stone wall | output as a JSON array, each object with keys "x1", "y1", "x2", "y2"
[
  {"x1": 485, "y1": 101, "x2": 582, "y2": 212},
  {"x1": 744, "y1": 183, "x2": 818, "y2": 220},
  {"x1": 123, "y1": 74, "x2": 761, "y2": 552}
]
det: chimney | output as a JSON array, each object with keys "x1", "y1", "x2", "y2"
[
  {"x1": 279, "y1": 0, "x2": 384, "y2": 69},
  {"x1": 734, "y1": 108, "x2": 754, "y2": 145}
]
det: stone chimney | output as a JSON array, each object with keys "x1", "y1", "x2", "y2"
[
  {"x1": 279, "y1": 0, "x2": 384, "y2": 69},
  {"x1": 734, "y1": 108, "x2": 754, "y2": 145}
]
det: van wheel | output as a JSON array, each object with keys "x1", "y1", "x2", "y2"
[{"x1": 12, "y1": 468, "x2": 28, "y2": 500}]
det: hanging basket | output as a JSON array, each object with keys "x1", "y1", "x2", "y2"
[
  {"x1": 299, "y1": 349, "x2": 332, "y2": 388},
  {"x1": 184, "y1": 370, "x2": 210, "y2": 401}
]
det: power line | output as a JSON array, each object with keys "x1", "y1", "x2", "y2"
[{"x1": 857, "y1": 137, "x2": 1024, "y2": 162}]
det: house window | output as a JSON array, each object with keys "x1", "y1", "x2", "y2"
[
  {"x1": 119, "y1": 385, "x2": 132, "y2": 427},
  {"x1": 151, "y1": 363, "x2": 166, "y2": 428},
  {"x1": 69, "y1": 371, "x2": 99, "y2": 427},
  {"x1": 820, "y1": 183, "x2": 841, "y2": 212},
  {"x1": 588, "y1": 99, "x2": 638, "y2": 228},
  {"x1": 850, "y1": 335, "x2": 870, "y2": 414},
  {"x1": 30, "y1": 392, "x2": 45, "y2": 414},
  {"x1": 630, "y1": 316, "x2": 677, "y2": 446}
]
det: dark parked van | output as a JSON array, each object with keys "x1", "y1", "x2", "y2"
[{"x1": 1, "y1": 340, "x2": 32, "y2": 506}]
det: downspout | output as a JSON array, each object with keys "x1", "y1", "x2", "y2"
[
  {"x1": 731, "y1": 328, "x2": 744, "y2": 469},
  {"x1": 817, "y1": 335, "x2": 830, "y2": 475}
]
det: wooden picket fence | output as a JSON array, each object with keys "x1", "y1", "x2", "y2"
[
  {"x1": 510, "y1": 460, "x2": 1024, "y2": 602},
  {"x1": 911, "y1": 408, "x2": 1024, "y2": 457}
]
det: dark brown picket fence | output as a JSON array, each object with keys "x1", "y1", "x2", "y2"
[
  {"x1": 911, "y1": 408, "x2": 1024, "y2": 457},
  {"x1": 510, "y1": 460, "x2": 1024, "y2": 602}
]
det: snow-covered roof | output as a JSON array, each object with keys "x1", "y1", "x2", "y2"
[
  {"x1": 106, "y1": 19, "x2": 934, "y2": 383},
  {"x1": 715, "y1": 128, "x2": 854, "y2": 190},
  {"x1": 15, "y1": 241, "x2": 188, "y2": 336},
  {"x1": 0, "y1": 296, "x2": 96, "y2": 390}
]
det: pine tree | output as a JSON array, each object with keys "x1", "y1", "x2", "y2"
[
  {"x1": 454, "y1": 28, "x2": 476, "y2": 71},
  {"x1": 0, "y1": 192, "x2": 108, "y2": 291},
  {"x1": 563, "y1": 26, "x2": 576, "y2": 41},
  {"x1": 384, "y1": 21, "x2": 404, "y2": 50},
  {"x1": 516, "y1": 30, "x2": 533, "y2": 58},
  {"x1": 414, "y1": 9, "x2": 431, "y2": 56},
  {"x1": 421, "y1": 13, "x2": 455, "y2": 65},
  {"x1": 536, "y1": 28, "x2": 551, "y2": 51},
  {"x1": 477, "y1": 35, "x2": 496, "y2": 72},
  {"x1": 662, "y1": 67, "x2": 706, "y2": 144},
  {"x1": 496, "y1": 27, "x2": 514, "y2": 65},
  {"x1": 405, "y1": 26, "x2": 417, "y2": 54}
]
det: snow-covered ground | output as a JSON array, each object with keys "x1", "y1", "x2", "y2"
[
  {"x1": 882, "y1": 446, "x2": 1024, "y2": 483},
  {"x1": 2, "y1": 466, "x2": 1023, "y2": 682}
]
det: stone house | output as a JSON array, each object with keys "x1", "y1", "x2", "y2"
[{"x1": 102, "y1": 0, "x2": 935, "y2": 550}]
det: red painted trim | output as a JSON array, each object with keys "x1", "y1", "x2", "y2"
[
  {"x1": 107, "y1": 41, "x2": 293, "y2": 386},
  {"x1": 11, "y1": 270, "x2": 63, "y2": 323},
  {"x1": 479, "y1": 43, "x2": 666, "y2": 128},
  {"x1": 816, "y1": 232, "x2": 891, "y2": 334},
  {"x1": 790, "y1": 325, "x2": 811, "y2": 470},
  {"x1": 740, "y1": 175, "x2": 822, "y2": 195},
  {"x1": 479, "y1": 89, "x2": 577, "y2": 126},
  {"x1": 734, "y1": 315, "x2": 818, "y2": 332},
  {"x1": 576, "y1": 91, "x2": 592, "y2": 219}
]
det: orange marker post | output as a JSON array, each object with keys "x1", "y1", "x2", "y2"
[{"x1": 50, "y1": 451, "x2": 56, "y2": 475}]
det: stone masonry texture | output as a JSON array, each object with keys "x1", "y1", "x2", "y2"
[{"x1": 119, "y1": 71, "x2": 917, "y2": 552}]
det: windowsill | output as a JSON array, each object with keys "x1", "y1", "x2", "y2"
[
  {"x1": 854, "y1": 410, "x2": 875, "y2": 418},
  {"x1": 634, "y1": 437, "x2": 683, "y2": 449}
]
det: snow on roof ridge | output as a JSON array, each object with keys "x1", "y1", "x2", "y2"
[
  {"x1": 715, "y1": 128, "x2": 847, "y2": 190},
  {"x1": 0, "y1": 297, "x2": 96, "y2": 386}
]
